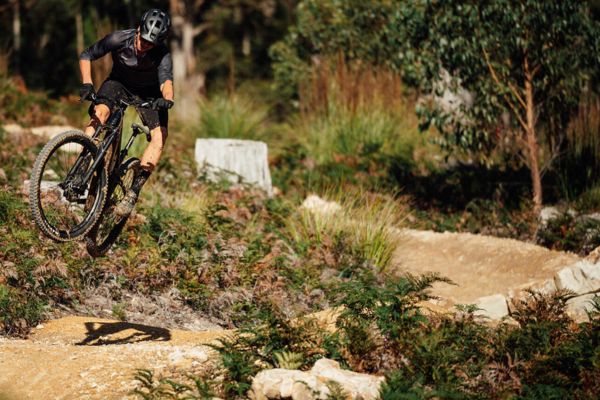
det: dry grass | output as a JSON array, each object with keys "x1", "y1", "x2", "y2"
[{"x1": 288, "y1": 189, "x2": 408, "y2": 270}]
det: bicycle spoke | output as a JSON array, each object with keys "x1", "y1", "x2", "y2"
[{"x1": 35, "y1": 135, "x2": 103, "y2": 238}]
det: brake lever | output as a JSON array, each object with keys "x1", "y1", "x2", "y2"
[
  {"x1": 79, "y1": 92, "x2": 98, "y2": 104},
  {"x1": 132, "y1": 123, "x2": 152, "y2": 142}
]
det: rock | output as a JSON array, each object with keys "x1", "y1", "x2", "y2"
[
  {"x1": 2, "y1": 123, "x2": 25, "y2": 136},
  {"x1": 578, "y1": 261, "x2": 600, "y2": 281},
  {"x1": 474, "y1": 294, "x2": 509, "y2": 320},
  {"x1": 554, "y1": 263, "x2": 596, "y2": 293},
  {"x1": 566, "y1": 294, "x2": 598, "y2": 321},
  {"x1": 30, "y1": 125, "x2": 78, "y2": 140},
  {"x1": 539, "y1": 206, "x2": 561, "y2": 224},
  {"x1": 552, "y1": 261, "x2": 600, "y2": 321},
  {"x1": 586, "y1": 245, "x2": 600, "y2": 263},
  {"x1": 195, "y1": 138, "x2": 272, "y2": 196},
  {"x1": 250, "y1": 369, "x2": 310, "y2": 400},
  {"x1": 249, "y1": 358, "x2": 384, "y2": 400},
  {"x1": 301, "y1": 195, "x2": 342, "y2": 217}
]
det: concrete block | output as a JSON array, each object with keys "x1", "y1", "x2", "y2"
[{"x1": 195, "y1": 138, "x2": 272, "y2": 196}]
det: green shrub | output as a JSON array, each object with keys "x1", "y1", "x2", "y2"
[
  {"x1": 536, "y1": 211, "x2": 600, "y2": 255},
  {"x1": 295, "y1": 102, "x2": 419, "y2": 166},
  {"x1": 197, "y1": 95, "x2": 268, "y2": 140},
  {"x1": 132, "y1": 369, "x2": 216, "y2": 399},
  {"x1": 286, "y1": 190, "x2": 406, "y2": 271},
  {"x1": 142, "y1": 204, "x2": 208, "y2": 262},
  {"x1": 0, "y1": 285, "x2": 45, "y2": 336}
]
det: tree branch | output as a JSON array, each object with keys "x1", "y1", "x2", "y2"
[
  {"x1": 483, "y1": 48, "x2": 527, "y2": 109},
  {"x1": 192, "y1": 22, "x2": 211, "y2": 38},
  {"x1": 483, "y1": 49, "x2": 529, "y2": 133}
]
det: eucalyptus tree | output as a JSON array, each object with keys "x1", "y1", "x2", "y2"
[{"x1": 391, "y1": 0, "x2": 600, "y2": 214}]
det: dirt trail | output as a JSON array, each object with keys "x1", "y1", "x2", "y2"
[
  {"x1": 0, "y1": 230, "x2": 585, "y2": 399},
  {"x1": 0, "y1": 316, "x2": 230, "y2": 400},
  {"x1": 392, "y1": 229, "x2": 581, "y2": 304}
]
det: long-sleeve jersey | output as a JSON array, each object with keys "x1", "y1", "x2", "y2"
[{"x1": 80, "y1": 29, "x2": 173, "y2": 91}]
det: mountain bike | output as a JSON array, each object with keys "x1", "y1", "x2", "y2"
[{"x1": 29, "y1": 93, "x2": 158, "y2": 256}]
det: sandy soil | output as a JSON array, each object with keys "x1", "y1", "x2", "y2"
[
  {"x1": 0, "y1": 316, "x2": 230, "y2": 400},
  {"x1": 0, "y1": 230, "x2": 583, "y2": 399},
  {"x1": 392, "y1": 229, "x2": 581, "y2": 304}
]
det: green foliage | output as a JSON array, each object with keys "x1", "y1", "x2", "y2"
[
  {"x1": 332, "y1": 271, "x2": 457, "y2": 372},
  {"x1": 536, "y1": 211, "x2": 600, "y2": 255},
  {"x1": 142, "y1": 204, "x2": 208, "y2": 262},
  {"x1": 0, "y1": 77, "x2": 51, "y2": 123},
  {"x1": 285, "y1": 190, "x2": 406, "y2": 271},
  {"x1": 294, "y1": 100, "x2": 418, "y2": 166},
  {"x1": 0, "y1": 189, "x2": 83, "y2": 335},
  {"x1": 197, "y1": 95, "x2": 268, "y2": 140},
  {"x1": 210, "y1": 300, "x2": 335, "y2": 398},
  {"x1": 393, "y1": 0, "x2": 599, "y2": 150},
  {"x1": 112, "y1": 302, "x2": 127, "y2": 321},
  {"x1": 270, "y1": 0, "x2": 400, "y2": 97},
  {"x1": 0, "y1": 285, "x2": 45, "y2": 336},
  {"x1": 273, "y1": 351, "x2": 304, "y2": 369},
  {"x1": 132, "y1": 369, "x2": 216, "y2": 400}
]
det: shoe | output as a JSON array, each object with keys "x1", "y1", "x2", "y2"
[{"x1": 114, "y1": 189, "x2": 139, "y2": 217}]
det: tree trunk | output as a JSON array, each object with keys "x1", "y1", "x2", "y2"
[
  {"x1": 12, "y1": 0, "x2": 21, "y2": 74},
  {"x1": 524, "y1": 68, "x2": 542, "y2": 216},
  {"x1": 182, "y1": 21, "x2": 196, "y2": 76},
  {"x1": 75, "y1": 1, "x2": 84, "y2": 56},
  {"x1": 170, "y1": 0, "x2": 205, "y2": 85},
  {"x1": 170, "y1": 0, "x2": 187, "y2": 84},
  {"x1": 228, "y1": 53, "x2": 236, "y2": 95}
]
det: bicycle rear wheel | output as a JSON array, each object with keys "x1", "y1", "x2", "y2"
[
  {"x1": 29, "y1": 130, "x2": 107, "y2": 241},
  {"x1": 85, "y1": 157, "x2": 140, "y2": 257}
]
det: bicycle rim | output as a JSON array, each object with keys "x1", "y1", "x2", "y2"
[{"x1": 30, "y1": 131, "x2": 106, "y2": 241}]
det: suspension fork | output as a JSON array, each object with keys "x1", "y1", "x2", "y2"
[{"x1": 61, "y1": 123, "x2": 105, "y2": 189}]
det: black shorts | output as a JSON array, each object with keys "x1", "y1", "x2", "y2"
[{"x1": 89, "y1": 79, "x2": 168, "y2": 130}]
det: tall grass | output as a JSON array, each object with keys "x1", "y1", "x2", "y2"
[
  {"x1": 556, "y1": 91, "x2": 600, "y2": 200},
  {"x1": 293, "y1": 58, "x2": 425, "y2": 165},
  {"x1": 287, "y1": 190, "x2": 407, "y2": 270},
  {"x1": 196, "y1": 95, "x2": 268, "y2": 140},
  {"x1": 567, "y1": 91, "x2": 600, "y2": 159}
]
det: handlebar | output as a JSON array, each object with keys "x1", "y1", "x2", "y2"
[{"x1": 82, "y1": 92, "x2": 160, "y2": 110}]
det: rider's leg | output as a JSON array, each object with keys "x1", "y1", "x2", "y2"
[
  {"x1": 132, "y1": 126, "x2": 168, "y2": 192},
  {"x1": 84, "y1": 104, "x2": 110, "y2": 138},
  {"x1": 115, "y1": 126, "x2": 168, "y2": 217}
]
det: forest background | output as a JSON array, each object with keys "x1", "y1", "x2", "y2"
[
  {"x1": 2, "y1": 0, "x2": 600, "y2": 250},
  {"x1": 2, "y1": 2, "x2": 600, "y2": 398}
]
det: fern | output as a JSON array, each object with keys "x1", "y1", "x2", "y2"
[
  {"x1": 325, "y1": 380, "x2": 350, "y2": 400},
  {"x1": 274, "y1": 351, "x2": 304, "y2": 369}
]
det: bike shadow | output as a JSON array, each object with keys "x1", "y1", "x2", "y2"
[{"x1": 76, "y1": 321, "x2": 172, "y2": 346}]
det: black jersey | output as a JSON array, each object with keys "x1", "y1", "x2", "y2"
[{"x1": 80, "y1": 29, "x2": 173, "y2": 91}]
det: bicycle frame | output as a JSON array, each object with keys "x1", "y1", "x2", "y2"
[{"x1": 65, "y1": 100, "x2": 151, "y2": 194}]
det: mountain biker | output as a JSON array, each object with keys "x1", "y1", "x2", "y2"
[{"x1": 78, "y1": 8, "x2": 174, "y2": 217}]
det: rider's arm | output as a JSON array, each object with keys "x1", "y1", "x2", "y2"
[
  {"x1": 158, "y1": 51, "x2": 174, "y2": 101},
  {"x1": 161, "y1": 80, "x2": 174, "y2": 101},
  {"x1": 79, "y1": 31, "x2": 126, "y2": 84},
  {"x1": 79, "y1": 60, "x2": 93, "y2": 84}
]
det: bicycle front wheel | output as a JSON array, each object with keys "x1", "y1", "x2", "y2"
[{"x1": 29, "y1": 130, "x2": 107, "y2": 241}]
